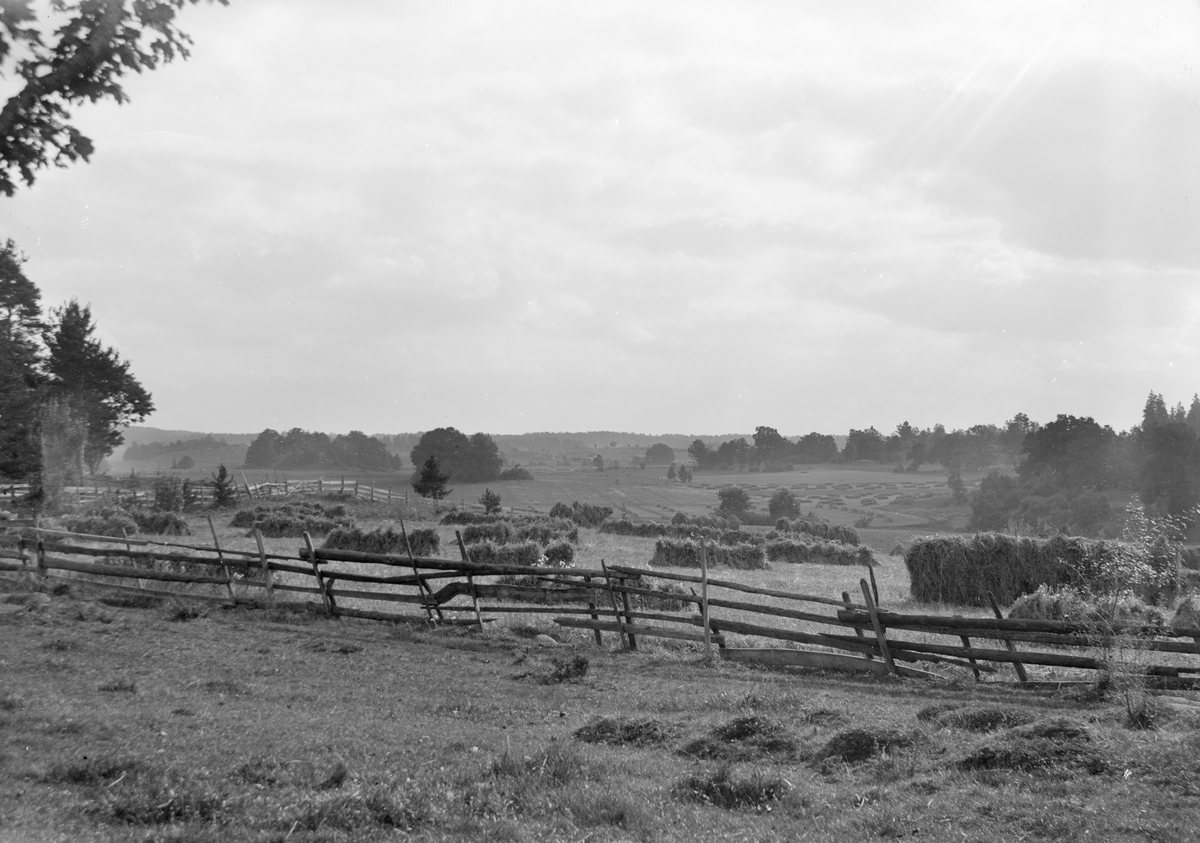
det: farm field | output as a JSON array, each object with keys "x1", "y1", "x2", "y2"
[
  {"x1": 103, "y1": 461, "x2": 1022, "y2": 551},
  {"x1": 5, "y1": 499, "x2": 1200, "y2": 841}
]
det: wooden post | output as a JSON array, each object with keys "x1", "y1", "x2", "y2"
[
  {"x1": 303, "y1": 532, "x2": 335, "y2": 617},
  {"x1": 254, "y1": 528, "x2": 275, "y2": 609},
  {"x1": 388, "y1": 486, "x2": 392, "y2": 503},
  {"x1": 318, "y1": 477, "x2": 323, "y2": 495},
  {"x1": 988, "y1": 594, "x2": 1029, "y2": 683},
  {"x1": 206, "y1": 515, "x2": 236, "y2": 602},
  {"x1": 35, "y1": 537, "x2": 46, "y2": 581},
  {"x1": 454, "y1": 532, "x2": 486, "y2": 631},
  {"x1": 122, "y1": 527, "x2": 146, "y2": 591},
  {"x1": 861, "y1": 579, "x2": 897, "y2": 675},
  {"x1": 341, "y1": 476, "x2": 345, "y2": 495},
  {"x1": 400, "y1": 519, "x2": 440, "y2": 623},
  {"x1": 600, "y1": 559, "x2": 629, "y2": 650},
  {"x1": 700, "y1": 542, "x2": 712, "y2": 661},
  {"x1": 369, "y1": 484, "x2": 375, "y2": 502},
  {"x1": 868, "y1": 564, "x2": 881, "y2": 605},
  {"x1": 354, "y1": 480, "x2": 360, "y2": 499},
  {"x1": 284, "y1": 476, "x2": 289, "y2": 495},
  {"x1": 240, "y1": 470, "x2": 253, "y2": 498},
  {"x1": 960, "y1": 634, "x2": 982, "y2": 681},
  {"x1": 843, "y1": 590, "x2": 872, "y2": 660},
  {"x1": 583, "y1": 575, "x2": 603, "y2": 646}
]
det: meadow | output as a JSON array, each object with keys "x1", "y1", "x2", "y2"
[{"x1": 2, "y1": 483, "x2": 1198, "y2": 842}]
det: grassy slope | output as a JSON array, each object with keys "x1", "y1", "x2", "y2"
[{"x1": 3, "y1": 500, "x2": 1199, "y2": 841}]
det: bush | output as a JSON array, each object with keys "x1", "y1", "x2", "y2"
[
  {"x1": 544, "y1": 541, "x2": 575, "y2": 565},
  {"x1": 1008, "y1": 585, "x2": 1166, "y2": 627},
  {"x1": 499, "y1": 464, "x2": 534, "y2": 481},
  {"x1": 322, "y1": 526, "x2": 407, "y2": 554},
  {"x1": 768, "y1": 488, "x2": 800, "y2": 519},
  {"x1": 463, "y1": 540, "x2": 541, "y2": 567},
  {"x1": 61, "y1": 507, "x2": 138, "y2": 538},
  {"x1": 549, "y1": 500, "x2": 613, "y2": 527},
  {"x1": 151, "y1": 475, "x2": 186, "y2": 513},
  {"x1": 130, "y1": 509, "x2": 191, "y2": 536},
  {"x1": 479, "y1": 488, "x2": 502, "y2": 514},
  {"x1": 404, "y1": 527, "x2": 440, "y2": 556},
  {"x1": 462, "y1": 521, "x2": 513, "y2": 544},
  {"x1": 513, "y1": 519, "x2": 578, "y2": 546},
  {"x1": 717, "y1": 486, "x2": 751, "y2": 514}
]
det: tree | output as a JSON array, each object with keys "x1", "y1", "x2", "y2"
[
  {"x1": 687, "y1": 439, "x2": 712, "y2": 469},
  {"x1": 842, "y1": 427, "x2": 884, "y2": 462},
  {"x1": 753, "y1": 425, "x2": 788, "y2": 464},
  {"x1": 768, "y1": 488, "x2": 799, "y2": 519},
  {"x1": 968, "y1": 473, "x2": 1022, "y2": 530},
  {"x1": 409, "y1": 427, "x2": 501, "y2": 482},
  {"x1": 593, "y1": 453, "x2": 604, "y2": 471},
  {"x1": 666, "y1": 463, "x2": 676, "y2": 481},
  {"x1": 479, "y1": 488, "x2": 501, "y2": 514},
  {"x1": 793, "y1": 432, "x2": 838, "y2": 463},
  {"x1": 0, "y1": 239, "x2": 43, "y2": 479},
  {"x1": 43, "y1": 299, "x2": 153, "y2": 474},
  {"x1": 0, "y1": 0, "x2": 228, "y2": 196},
  {"x1": 243, "y1": 428, "x2": 283, "y2": 468},
  {"x1": 717, "y1": 486, "x2": 751, "y2": 513},
  {"x1": 644, "y1": 443, "x2": 675, "y2": 465},
  {"x1": 906, "y1": 441, "x2": 928, "y2": 472},
  {"x1": 412, "y1": 455, "x2": 451, "y2": 500},
  {"x1": 677, "y1": 465, "x2": 693, "y2": 483},
  {"x1": 210, "y1": 463, "x2": 236, "y2": 507}
]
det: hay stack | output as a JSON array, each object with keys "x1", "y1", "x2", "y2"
[{"x1": 650, "y1": 538, "x2": 767, "y2": 570}]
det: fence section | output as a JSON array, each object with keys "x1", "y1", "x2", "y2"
[{"x1": 2, "y1": 523, "x2": 1199, "y2": 689}]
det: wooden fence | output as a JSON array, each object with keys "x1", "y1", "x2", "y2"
[
  {"x1": 0, "y1": 476, "x2": 417, "y2": 507},
  {"x1": 3, "y1": 524, "x2": 1200, "y2": 689}
]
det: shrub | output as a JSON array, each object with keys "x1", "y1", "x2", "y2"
[
  {"x1": 548, "y1": 500, "x2": 613, "y2": 527},
  {"x1": 210, "y1": 464, "x2": 238, "y2": 508},
  {"x1": 544, "y1": 541, "x2": 575, "y2": 565},
  {"x1": 674, "y1": 765, "x2": 790, "y2": 811},
  {"x1": 499, "y1": 464, "x2": 533, "y2": 481},
  {"x1": 462, "y1": 521, "x2": 512, "y2": 544},
  {"x1": 671, "y1": 511, "x2": 688, "y2": 525},
  {"x1": 479, "y1": 488, "x2": 502, "y2": 514},
  {"x1": 151, "y1": 475, "x2": 186, "y2": 513},
  {"x1": 1008, "y1": 584, "x2": 1166, "y2": 627},
  {"x1": 130, "y1": 509, "x2": 191, "y2": 536},
  {"x1": 514, "y1": 519, "x2": 578, "y2": 546},
  {"x1": 61, "y1": 507, "x2": 138, "y2": 538},
  {"x1": 768, "y1": 488, "x2": 800, "y2": 519},
  {"x1": 322, "y1": 526, "x2": 407, "y2": 554},
  {"x1": 717, "y1": 486, "x2": 751, "y2": 514},
  {"x1": 403, "y1": 527, "x2": 440, "y2": 556},
  {"x1": 463, "y1": 540, "x2": 540, "y2": 567}
]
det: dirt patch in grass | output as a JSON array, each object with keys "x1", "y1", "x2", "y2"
[
  {"x1": 812, "y1": 728, "x2": 915, "y2": 764},
  {"x1": 959, "y1": 718, "x2": 1109, "y2": 775},
  {"x1": 574, "y1": 716, "x2": 681, "y2": 748},
  {"x1": 674, "y1": 764, "x2": 791, "y2": 811},
  {"x1": 540, "y1": 655, "x2": 589, "y2": 684},
  {"x1": 42, "y1": 755, "x2": 143, "y2": 786},
  {"x1": 682, "y1": 715, "x2": 799, "y2": 762}
]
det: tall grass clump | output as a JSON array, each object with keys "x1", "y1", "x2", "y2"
[
  {"x1": 129, "y1": 509, "x2": 191, "y2": 536},
  {"x1": 59, "y1": 507, "x2": 138, "y2": 538},
  {"x1": 232, "y1": 501, "x2": 352, "y2": 537},
  {"x1": 462, "y1": 522, "x2": 513, "y2": 544},
  {"x1": 323, "y1": 525, "x2": 406, "y2": 554},
  {"x1": 463, "y1": 540, "x2": 541, "y2": 567}
]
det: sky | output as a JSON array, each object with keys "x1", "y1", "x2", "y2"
[{"x1": 3, "y1": 0, "x2": 1199, "y2": 438}]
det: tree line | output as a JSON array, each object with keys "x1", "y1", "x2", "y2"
[{"x1": 243, "y1": 428, "x2": 403, "y2": 472}]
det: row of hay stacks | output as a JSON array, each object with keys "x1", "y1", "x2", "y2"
[
  {"x1": 765, "y1": 539, "x2": 874, "y2": 567},
  {"x1": 773, "y1": 517, "x2": 860, "y2": 546},
  {"x1": 904, "y1": 532, "x2": 1183, "y2": 607},
  {"x1": 649, "y1": 539, "x2": 769, "y2": 570}
]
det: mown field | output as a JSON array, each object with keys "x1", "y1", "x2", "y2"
[{"x1": 3, "y1": 497, "x2": 1199, "y2": 842}]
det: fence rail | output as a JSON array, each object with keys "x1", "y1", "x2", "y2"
[{"x1": 2, "y1": 522, "x2": 1199, "y2": 689}]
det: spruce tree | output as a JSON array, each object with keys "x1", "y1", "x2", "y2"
[{"x1": 413, "y1": 456, "x2": 451, "y2": 500}]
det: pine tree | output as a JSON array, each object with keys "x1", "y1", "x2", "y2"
[
  {"x1": 479, "y1": 488, "x2": 501, "y2": 514},
  {"x1": 413, "y1": 456, "x2": 451, "y2": 500}
]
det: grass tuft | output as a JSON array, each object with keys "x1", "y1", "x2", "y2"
[
  {"x1": 674, "y1": 764, "x2": 790, "y2": 810},
  {"x1": 574, "y1": 716, "x2": 680, "y2": 747},
  {"x1": 98, "y1": 678, "x2": 137, "y2": 693},
  {"x1": 682, "y1": 715, "x2": 798, "y2": 762},
  {"x1": 813, "y1": 728, "x2": 914, "y2": 764}
]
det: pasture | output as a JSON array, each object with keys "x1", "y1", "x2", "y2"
[{"x1": 3, "y1": 496, "x2": 1199, "y2": 841}]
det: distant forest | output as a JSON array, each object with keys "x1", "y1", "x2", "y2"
[
  {"x1": 243, "y1": 429, "x2": 402, "y2": 472},
  {"x1": 124, "y1": 435, "x2": 229, "y2": 461}
]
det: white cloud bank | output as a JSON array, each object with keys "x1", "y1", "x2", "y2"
[{"x1": 3, "y1": 0, "x2": 1198, "y2": 436}]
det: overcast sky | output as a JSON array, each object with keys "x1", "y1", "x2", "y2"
[{"x1": 4, "y1": 0, "x2": 1199, "y2": 437}]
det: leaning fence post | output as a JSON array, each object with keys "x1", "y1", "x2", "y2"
[
  {"x1": 843, "y1": 590, "x2": 873, "y2": 660},
  {"x1": 988, "y1": 593, "x2": 1029, "y2": 683},
  {"x1": 254, "y1": 528, "x2": 275, "y2": 609},
  {"x1": 207, "y1": 515, "x2": 236, "y2": 603},
  {"x1": 303, "y1": 532, "x2": 335, "y2": 617},
  {"x1": 400, "y1": 519, "x2": 440, "y2": 623},
  {"x1": 599, "y1": 559, "x2": 629, "y2": 650},
  {"x1": 583, "y1": 575, "x2": 603, "y2": 646},
  {"x1": 454, "y1": 531, "x2": 486, "y2": 632},
  {"x1": 860, "y1": 579, "x2": 897, "y2": 675}
]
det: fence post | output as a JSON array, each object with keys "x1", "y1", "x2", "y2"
[
  {"x1": 843, "y1": 590, "x2": 872, "y2": 660},
  {"x1": 206, "y1": 515, "x2": 236, "y2": 603},
  {"x1": 303, "y1": 532, "x2": 335, "y2": 617},
  {"x1": 700, "y1": 543, "x2": 712, "y2": 662},
  {"x1": 860, "y1": 579, "x2": 896, "y2": 675},
  {"x1": 400, "y1": 519, "x2": 440, "y2": 623},
  {"x1": 254, "y1": 528, "x2": 275, "y2": 610},
  {"x1": 318, "y1": 477, "x2": 323, "y2": 495},
  {"x1": 988, "y1": 593, "x2": 1029, "y2": 683},
  {"x1": 583, "y1": 575, "x2": 603, "y2": 646},
  {"x1": 600, "y1": 559, "x2": 631, "y2": 651},
  {"x1": 454, "y1": 531, "x2": 486, "y2": 632}
]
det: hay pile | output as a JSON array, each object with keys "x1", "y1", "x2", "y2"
[
  {"x1": 462, "y1": 540, "x2": 541, "y2": 567},
  {"x1": 650, "y1": 539, "x2": 767, "y2": 570},
  {"x1": 774, "y1": 518, "x2": 859, "y2": 546},
  {"x1": 765, "y1": 539, "x2": 873, "y2": 567},
  {"x1": 904, "y1": 532, "x2": 1133, "y2": 606},
  {"x1": 461, "y1": 522, "x2": 512, "y2": 544}
]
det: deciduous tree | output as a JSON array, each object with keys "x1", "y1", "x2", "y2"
[{"x1": 0, "y1": 0, "x2": 228, "y2": 196}]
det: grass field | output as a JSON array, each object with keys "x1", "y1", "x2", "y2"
[{"x1": 4, "y1": 499, "x2": 1200, "y2": 841}]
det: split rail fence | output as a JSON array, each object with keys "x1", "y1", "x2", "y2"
[{"x1": 3, "y1": 523, "x2": 1200, "y2": 689}]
